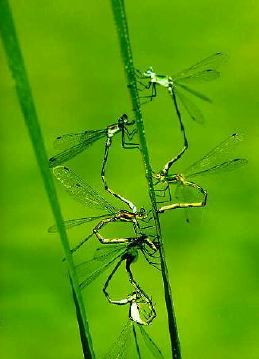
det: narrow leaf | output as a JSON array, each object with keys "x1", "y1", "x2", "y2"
[{"x1": 0, "y1": 1, "x2": 95, "y2": 357}]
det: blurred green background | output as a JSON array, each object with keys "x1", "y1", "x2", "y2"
[{"x1": 1, "y1": 0, "x2": 258, "y2": 358}]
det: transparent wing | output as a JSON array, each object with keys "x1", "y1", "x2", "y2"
[
  {"x1": 103, "y1": 321, "x2": 132, "y2": 359},
  {"x1": 138, "y1": 326, "x2": 164, "y2": 359},
  {"x1": 93, "y1": 244, "x2": 126, "y2": 261},
  {"x1": 49, "y1": 129, "x2": 106, "y2": 168},
  {"x1": 53, "y1": 129, "x2": 106, "y2": 150},
  {"x1": 175, "y1": 69, "x2": 220, "y2": 83},
  {"x1": 53, "y1": 166, "x2": 116, "y2": 213},
  {"x1": 187, "y1": 158, "x2": 248, "y2": 179},
  {"x1": 175, "y1": 184, "x2": 202, "y2": 224},
  {"x1": 176, "y1": 83, "x2": 212, "y2": 102},
  {"x1": 184, "y1": 133, "x2": 246, "y2": 177},
  {"x1": 48, "y1": 214, "x2": 109, "y2": 233},
  {"x1": 173, "y1": 52, "x2": 226, "y2": 83},
  {"x1": 77, "y1": 246, "x2": 125, "y2": 289},
  {"x1": 175, "y1": 89, "x2": 204, "y2": 124}
]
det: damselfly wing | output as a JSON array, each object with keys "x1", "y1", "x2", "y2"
[
  {"x1": 49, "y1": 129, "x2": 106, "y2": 167},
  {"x1": 53, "y1": 165, "x2": 117, "y2": 214},
  {"x1": 103, "y1": 321, "x2": 164, "y2": 359}
]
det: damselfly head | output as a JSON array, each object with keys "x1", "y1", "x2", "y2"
[
  {"x1": 143, "y1": 66, "x2": 154, "y2": 78},
  {"x1": 152, "y1": 240, "x2": 160, "y2": 250},
  {"x1": 118, "y1": 113, "x2": 128, "y2": 125},
  {"x1": 118, "y1": 114, "x2": 135, "y2": 127},
  {"x1": 153, "y1": 171, "x2": 166, "y2": 182},
  {"x1": 138, "y1": 207, "x2": 147, "y2": 218},
  {"x1": 132, "y1": 291, "x2": 142, "y2": 301}
]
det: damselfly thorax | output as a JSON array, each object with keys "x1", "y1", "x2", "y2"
[
  {"x1": 115, "y1": 208, "x2": 147, "y2": 222},
  {"x1": 143, "y1": 67, "x2": 173, "y2": 89},
  {"x1": 106, "y1": 123, "x2": 121, "y2": 137},
  {"x1": 154, "y1": 171, "x2": 185, "y2": 185},
  {"x1": 107, "y1": 113, "x2": 131, "y2": 137}
]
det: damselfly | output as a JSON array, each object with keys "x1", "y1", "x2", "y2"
[
  {"x1": 103, "y1": 320, "x2": 164, "y2": 359},
  {"x1": 153, "y1": 133, "x2": 247, "y2": 214},
  {"x1": 74, "y1": 234, "x2": 160, "y2": 318},
  {"x1": 49, "y1": 165, "x2": 160, "y2": 308},
  {"x1": 49, "y1": 114, "x2": 138, "y2": 168},
  {"x1": 137, "y1": 52, "x2": 226, "y2": 163},
  {"x1": 103, "y1": 278, "x2": 156, "y2": 326},
  {"x1": 49, "y1": 166, "x2": 158, "y2": 255},
  {"x1": 75, "y1": 235, "x2": 160, "y2": 292},
  {"x1": 77, "y1": 242, "x2": 158, "y2": 326},
  {"x1": 101, "y1": 245, "x2": 157, "y2": 326}
]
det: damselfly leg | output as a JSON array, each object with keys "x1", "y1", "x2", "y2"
[
  {"x1": 139, "y1": 83, "x2": 157, "y2": 105},
  {"x1": 154, "y1": 183, "x2": 172, "y2": 204},
  {"x1": 158, "y1": 180, "x2": 207, "y2": 213},
  {"x1": 156, "y1": 133, "x2": 247, "y2": 215},
  {"x1": 93, "y1": 216, "x2": 140, "y2": 245}
]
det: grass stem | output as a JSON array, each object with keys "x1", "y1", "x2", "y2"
[
  {"x1": 110, "y1": 0, "x2": 182, "y2": 357},
  {"x1": 0, "y1": 1, "x2": 95, "y2": 357}
]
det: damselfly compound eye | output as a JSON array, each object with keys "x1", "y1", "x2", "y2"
[{"x1": 121, "y1": 113, "x2": 128, "y2": 122}]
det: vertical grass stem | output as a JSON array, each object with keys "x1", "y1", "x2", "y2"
[{"x1": 110, "y1": 1, "x2": 182, "y2": 357}]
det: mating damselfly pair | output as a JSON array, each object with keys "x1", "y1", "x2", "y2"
[{"x1": 48, "y1": 51, "x2": 247, "y2": 358}]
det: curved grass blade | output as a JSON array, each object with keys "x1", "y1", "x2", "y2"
[
  {"x1": 53, "y1": 165, "x2": 116, "y2": 213},
  {"x1": 184, "y1": 133, "x2": 245, "y2": 177},
  {"x1": 49, "y1": 129, "x2": 106, "y2": 168},
  {"x1": 0, "y1": 1, "x2": 95, "y2": 357},
  {"x1": 48, "y1": 214, "x2": 109, "y2": 233},
  {"x1": 173, "y1": 52, "x2": 226, "y2": 81}
]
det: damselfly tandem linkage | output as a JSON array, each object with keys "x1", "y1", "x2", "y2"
[
  {"x1": 136, "y1": 52, "x2": 227, "y2": 165},
  {"x1": 75, "y1": 232, "x2": 160, "y2": 319},
  {"x1": 48, "y1": 113, "x2": 138, "y2": 168},
  {"x1": 49, "y1": 166, "x2": 158, "y2": 254},
  {"x1": 49, "y1": 165, "x2": 160, "y2": 316},
  {"x1": 153, "y1": 133, "x2": 247, "y2": 214},
  {"x1": 102, "y1": 240, "x2": 157, "y2": 325},
  {"x1": 76, "y1": 234, "x2": 158, "y2": 326}
]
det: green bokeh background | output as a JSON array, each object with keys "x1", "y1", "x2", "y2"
[{"x1": 1, "y1": 1, "x2": 258, "y2": 358}]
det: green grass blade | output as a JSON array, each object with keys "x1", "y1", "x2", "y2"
[
  {"x1": 0, "y1": 1, "x2": 95, "y2": 358},
  {"x1": 110, "y1": 0, "x2": 182, "y2": 357}
]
